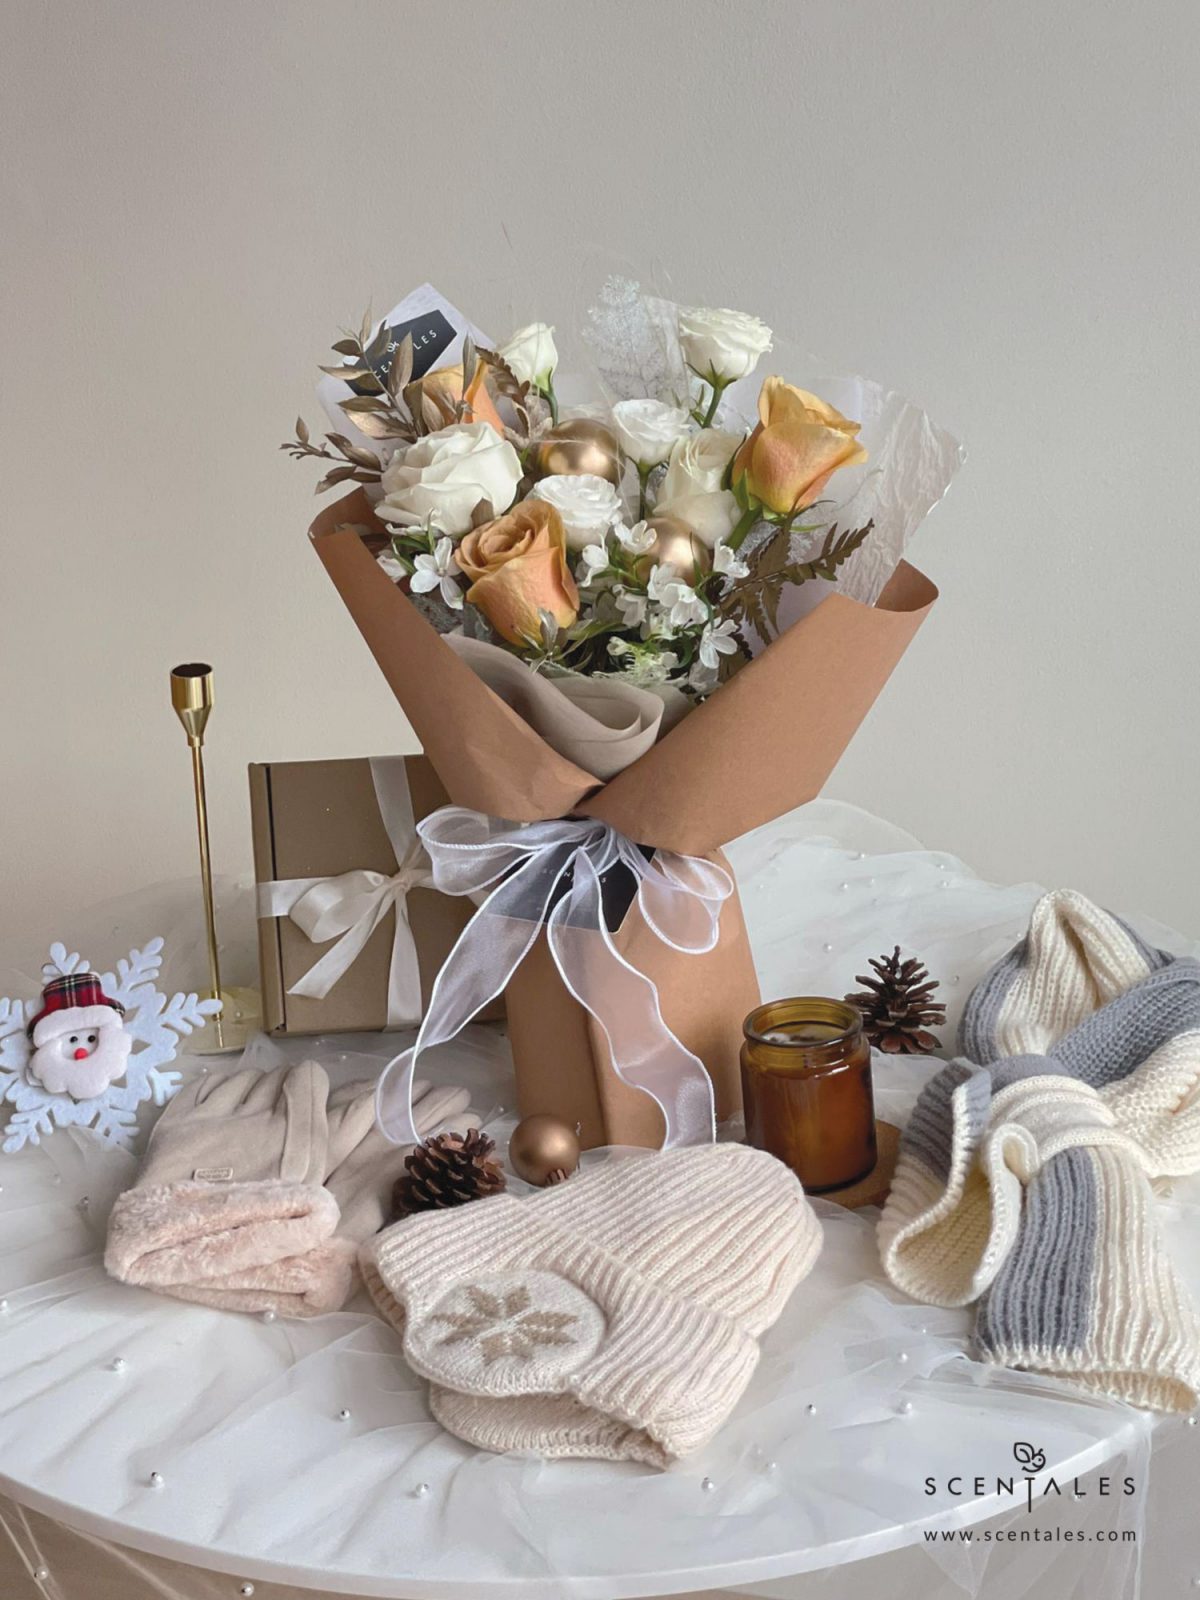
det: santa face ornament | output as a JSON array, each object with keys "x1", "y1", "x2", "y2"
[{"x1": 26, "y1": 972, "x2": 132, "y2": 1100}]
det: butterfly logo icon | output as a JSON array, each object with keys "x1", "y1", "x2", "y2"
[{"x1": 1013, "y1": 1442, "x2": 1046, "y2": 1471}]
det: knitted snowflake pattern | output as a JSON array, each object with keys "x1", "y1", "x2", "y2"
[{"x1": 0, "y1": 939, "x2": 219, "y2": 1154}]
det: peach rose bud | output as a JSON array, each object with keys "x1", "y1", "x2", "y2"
[{"x1": 732, "y1": 377, "x2": 868, "y2": 517}]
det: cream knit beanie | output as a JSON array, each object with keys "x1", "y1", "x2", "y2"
[{"x1": 361, "y1": 1144, "x2": 820, "y2": 1466}]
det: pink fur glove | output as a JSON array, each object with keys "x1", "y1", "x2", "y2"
[{"x1": 105, "y1": 1065, "x2": 475, "y2": 1319}]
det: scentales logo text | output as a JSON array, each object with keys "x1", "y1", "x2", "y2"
[{"x1": 924, "y1": 1443, "x2": 1136, "y2": 1515}]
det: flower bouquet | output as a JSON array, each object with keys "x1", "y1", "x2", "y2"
[{"x1": 289, "y1": 280, "x2": 960, "y2": 1150}]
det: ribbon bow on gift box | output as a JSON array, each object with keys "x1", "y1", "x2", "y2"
[
  {"x1": 376, "y1": 805, "x2": 734, "y2": 1151},
  {"x1": 257, "y1": 757, "x2": 435, "y2": 1027}
]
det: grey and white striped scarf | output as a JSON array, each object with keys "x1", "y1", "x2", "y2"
[{"x1": 879, "y1": 889, "x2": 1200, "y2": 1412}]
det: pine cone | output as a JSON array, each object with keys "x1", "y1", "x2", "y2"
[
  {"x1": 846, "y1": 946, "x2": 946, "y2": 1054},
  {"x1": 391, "y1": 1129, "x2": 507, "y2": 1219}
]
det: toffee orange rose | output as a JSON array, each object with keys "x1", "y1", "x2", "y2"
[
  {"x1": 422, "y1": 359, "x2": 506, "y2": 435},
  {"x1": 732, "y1": 377, "x2": 868, "y2": 518},
  {"x1": 456, "y1": 500, "x2": 579, "y2": 645}
]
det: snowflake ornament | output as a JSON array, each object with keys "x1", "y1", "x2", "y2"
[{"x1": 0, "y1": 939, "x2": 220, "y2": 1154}]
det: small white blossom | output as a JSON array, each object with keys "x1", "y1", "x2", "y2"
[
  {"x1": 614, "y1": 586, "x2": 648, "y2": 629},
  {"x1": 698, "y1": 617, "x2": 740, "y2": 671},
  {"x1": 646, "y1": 563, "x2": 680, "y2": 605},
  {"x1": 689, "y1": 659, "x2": 719, "y2": 693},
  {"x1": 614, "y1": 519, "x2": 657, "y2": 555},
  {"x1": 577, "y1": 542, "x2": 610, "y2": 583},
  {"x1": 712, "y1": 540, "x2": 749, "y2": 580},
  {"x1": 408, "y1": 536, "x2": 464, "y2": 610},
  {"x1": 644, "y1": 562, "x2": 707, "y2": 631},
  {"x1": 665, "y1": 582, "x2": 707, "y2": 630}
]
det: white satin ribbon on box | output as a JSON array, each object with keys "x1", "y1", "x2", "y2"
[
  {"x1": 256, "y1": 756, "x2": 435, "y2": 1027},
  {"x1": 376, "y1": 805, "x2": 733, "y2": 1150}
]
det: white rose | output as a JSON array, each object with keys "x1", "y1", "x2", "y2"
[
  {"x1": 653, "y1": 428, "x2": 742, "y2": 545},
  {"x1": 678, "y1": 306, "x2": 773, "y2": 384},
  {"x1": 498, "y1": 322, "x2": 558, "y2": 387},
  {"x1": 374, "y1": 422, "x2": 522, "y2": 537},
  {"x1": 529, "y1": 472, "x2": 623, "y2": 551},
  {"x1": 610, "y1": 398, "x2": 690, "y2": 468}
]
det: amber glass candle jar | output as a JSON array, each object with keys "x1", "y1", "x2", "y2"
[{"x1": 741, "y1": 998, "x2": 876, "y2": 1192}]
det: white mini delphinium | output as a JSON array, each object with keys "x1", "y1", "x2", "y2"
[
  {"x1": 614, "y1": 519, "x2": 657, "y2": 557},
  {"x1": 697, "y1": 616, "x2": 740, "y2": 671},
  {"x1": 711, "y1": 538, "x2": 750, "y2": 580},
  {"x1": 577, "y1": 541, "x2": 612, "y2": 586},
  {"x1": 613, "y1": 586, "x2": 649, "y2": 630},
  {"x1": 408, "y1": 535, "x2": 465, "y2": 610},
  {"x1": 645, "y1": 564, "x2": 707, "y2": 631}
]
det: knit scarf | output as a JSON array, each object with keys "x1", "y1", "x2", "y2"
[{"x1": 879, "y1": 889, "x2": 1200, "y2": 1412}]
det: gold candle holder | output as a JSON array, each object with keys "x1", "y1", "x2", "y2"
[{"x1": 170, "y1": 663, "x2": 258, "y2": 1053}]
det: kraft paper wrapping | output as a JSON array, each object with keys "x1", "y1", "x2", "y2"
[
  {"x1": 311, "y1": 490, "x2": 937, "y2": 1144},
  {"x1": 249, "y1": 754, "x2": 498, "y2": 1036},
  {"x1": 504, "y1": 848, "x2": 757, "y2": 1148}
]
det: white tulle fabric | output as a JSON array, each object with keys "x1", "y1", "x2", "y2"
[
  {"x1": 0, "y1": 800, "x2": 1197, "y2": 1600},
  {"x1": 376, "y1": 807, "x2": 731, "y2": 1149}
]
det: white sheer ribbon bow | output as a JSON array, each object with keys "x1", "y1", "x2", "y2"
[
  {"x1": 256, "y1": 756, "x2": 435, "y2": 1026},
  {"x1": 376, "y1": 806, "x2": 733, "y2": 1150}
]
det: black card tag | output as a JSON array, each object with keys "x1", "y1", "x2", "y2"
[{"x1": 349, "y1": 309, "x2": 458, "y2": 395}]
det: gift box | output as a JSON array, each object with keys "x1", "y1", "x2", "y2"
[
  {"x1": 249, "y1": 754, "x2": 498, "y2": 1036},
  {"x1": 311, "y1": 491, "x2": 937, "y2": 1144}
]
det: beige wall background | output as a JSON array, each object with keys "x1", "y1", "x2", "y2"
[{"x1": 2, "y1": 0, "x2": 1198, "y2": 946}]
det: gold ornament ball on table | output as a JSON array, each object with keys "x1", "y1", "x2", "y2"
[
  {"x1": 533, "y1": 419, "x2": 622, "y2": 486},
  {"x1": 633, "y1": 515, "x2": 713, "y2": 585},
  {"x1": 508, "y1": 1114, "x2": 581, "y2": 1187}
]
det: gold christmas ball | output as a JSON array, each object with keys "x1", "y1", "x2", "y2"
[
  {"x1": 508, "y1": 1113, "x2": 581, "y2": 1188},
  {"x1": 633, "y1": 515, "x2": 713, "y2": 585},
  {"x1": 533, "y1": 419, "x2": 622, "y2": 486}
]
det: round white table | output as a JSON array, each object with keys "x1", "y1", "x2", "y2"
[{"x1": 1, "y1": 802, "x2": 1195, "y2": 1600}]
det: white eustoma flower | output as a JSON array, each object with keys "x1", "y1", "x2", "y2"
[
  {"x1": 698, "y1": 617, "x2": 740, "y2": 670},
  {"x1": 614, "y1": 519, "x2": 657, "y2": 555},
  {"x1": 375, "y1": 422, "x2": 522, "y2": 537},
  {"x1": 498, "y1": 322, "x2": 558, "y2": 387},
  {"x1": 655, "y1": 428, "x2": 743, "y2": 545},
  {"x1": 529, "y1": 472, "x2": 623, "y2": 551},
  {"x1": 409, "y1": 536, "x2": 464, "y2": 610},
  {"x1": 611, "y1": 398, "x2": 690, "y2": 468},
  {"x1": 678, "y1": 306, "x2": 773, "y2": 384},
  {"x1": 712, "y1": 539, "x2": 750, "y2": 580}
]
